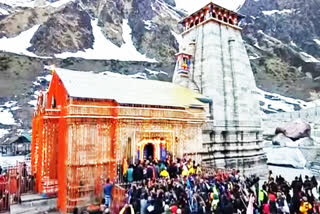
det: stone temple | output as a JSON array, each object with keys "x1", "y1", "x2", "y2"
[{"x1": 173, "y1": 2, "x2": 267, "y2": 174}]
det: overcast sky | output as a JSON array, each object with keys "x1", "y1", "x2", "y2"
[{"x1": 175, "y1": 0, "x2": 246, "y2": 13}]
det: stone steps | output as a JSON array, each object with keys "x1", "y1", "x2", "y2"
[{"x1": 10, "y1": 194, "x2": 57, "y2": 214}]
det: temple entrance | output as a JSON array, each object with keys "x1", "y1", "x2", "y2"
[
  {"x1": 143, "y1": 143, "x2": 154, "y2": 160},
  {"x1": 137, "y1": 138, "x2": 168, "y2": 161}
]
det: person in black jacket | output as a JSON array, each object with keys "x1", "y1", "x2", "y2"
[{"x1": 303, "y1": 176, "x2": 313, "y2": 195}]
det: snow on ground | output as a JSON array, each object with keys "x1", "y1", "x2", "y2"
[
  {"x1": 145, "y1": 68, "x2": 162, "y2": 76},
  {"x1": 0, "y1": 109, "x2": 16, "y2": 125},
  {"x1": 0, "y1": 129, "x2": 9, "y2": 138},
  {"x1": 143, "y1": 20, "x2": 153, "y2": 30},
  {"x1": 314, "y1": 39, "x2": 320, "y2": 46},
  {"x1": 56, "y1": 19, "x2": 156, "y2": 62},
  {"x1": 0, "y1": 25, "x2": 40, "y2": 57},
  {"x1": 300, "y1": 52, "x2": 320, "y2": 63},
  {"x1": 2, "y1": 101, "x2": 17, "y2": 108},
  {"x1": 262, "y1": 9, "x2": 294, "y2": 16},
  {"x1": 50, "y1": 0, "x2": 74, "y2": 8},
  {"x1": 290, "y1": 41, "x2": 297, "y2": 47},
  {"x1": 29, "y1": 73, "x2": 52, "y2": 108},
  {"x1": 249, "y1": 53, "x2": 261, "y2": 60},
  {"x1": 0, "y1": 7, "x2": 9, "y2": 15},
  {"x1": 155, "y1": 0, "x2": 181, "y2": 20},
  {"x1": 0, "y1": 0, "x2": 74, "y2": 8},
  {"x1": 0, "y1": 0, "x2": 35, "y2": 7},
  {"x1": 264, "y1": 146, "x2": 307, "y2": 168},
  {"x1": 256, "y1": 88, "x2": 315, "y2": 114}
]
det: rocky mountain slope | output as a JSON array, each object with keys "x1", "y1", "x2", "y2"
[
  {"x1": 239, "y1": 0, "x2": 320, "y2": 100},
  {"x1": 0, "y1": 0, "x2": 319, "y2": 143}
]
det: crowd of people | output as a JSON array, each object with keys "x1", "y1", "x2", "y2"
[{"x1": 101, "y1": 158, "x2": 320, "y2": 214}]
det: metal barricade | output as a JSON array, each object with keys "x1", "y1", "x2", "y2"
[
  {"x1": 0, "y1": 161, "x2": 35, "y2": 212},
  {"x1": 0, "y1": 176, "x2": 9, "y2": 212}
]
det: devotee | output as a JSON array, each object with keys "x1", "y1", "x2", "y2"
[
  {"x1": 103, "y1": 178, "x2": 113, "y2": 208},
  {"x1": 105, "y1": 158, "x2": 320, "y2": 214}
]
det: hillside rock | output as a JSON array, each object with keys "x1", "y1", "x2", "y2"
[
  {"x1": 27, "y1": 3, "x2": 93, "y2": 56},
  {"x1": 295, "y1": 137, "x2": 314, "y2": 147},
  {"x1": 240, "y1": 0, "x2": 320, "y2": 101},
  {"x1": 0, "y1": 7, "x2": 50, "y2": 38},
  {"x1": 97, "y1": 0, "x2": 125, "y2": 47},
  {"x1": 275, "y1": 119, "x2": 311, "y2": 141}
]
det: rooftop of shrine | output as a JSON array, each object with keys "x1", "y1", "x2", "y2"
[{"x1": 180, "y1": 2, "x2": 245, "y2": 32}]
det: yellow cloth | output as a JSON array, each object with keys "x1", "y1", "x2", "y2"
[
  {"x1": 196, "y1": 167, "x2": 202, "y2": 175},
  {"x1": 188, "y1": 167, "x2": 195, "y2": 175},
  {"x1": 160, "y1": 170, "x2": 169, "y2": 178},
  {"x1": 122, "y1": 159, "x2": 128, "y2": 176},
  {"x1": 299, "y1": 202, "x2": 312, "y2": 214},
  {"x1": 182, "y1": 169, "x2": 189, "y2": 177}
]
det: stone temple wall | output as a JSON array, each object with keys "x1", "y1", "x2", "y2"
[{"x1": 174, "y1": 20, "x2": 267, "y2": 175}]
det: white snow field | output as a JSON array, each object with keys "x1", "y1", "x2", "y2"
[
  {"x1": 0, "y1": 0, "x2": 75, "y2": 8},
  {"x1": 262, "y1": 9, "x2": 294, "y2": 16},
  {"x1": 264, "y1": 147, "x2": 307, "y2": 169},
  {"x1": 0, "y1": 25, "x2": 40, "y2": 57},
  {"x1": 256, "y1": 88, "x2": 315, "y2": 114},
  {"x1": 56, "y1": 19, "x2": 156, "y2": 62}
]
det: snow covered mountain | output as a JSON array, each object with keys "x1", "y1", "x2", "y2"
[
  {"x1": 239, "y1": 0, "x2": 320, "y2": 101},
  {"x1": 0, "y1": 0, "x2": 320, "y2": 143}
]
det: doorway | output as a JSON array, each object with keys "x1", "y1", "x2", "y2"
[{"x1": 144, "y1": 143, "x2": 154, "y2": 161}]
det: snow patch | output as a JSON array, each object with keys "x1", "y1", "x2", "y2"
[
  {"x1": 0, "y1": 7, "x2": 9, "y2": 15},
  {"x1": 28, "y1": 100, "x2": 37, "y2": 107},
  {"x1": 262, "y1": 9, "x2": 294, "y2": 16},
  {"x1": 0, "y1": 109, "x2": 16, "y2": 125},
  {"x1": 0, "y1": 0, "x2": 35, "y2": 7},
  {"x1": 256, "y1": 88, "x2": 315, "y2": 114},
  {"x1": 300, "y1": 52, "x2": 320, "y2": 63},
  {"x1": 314, "y1": 39, "x2": 320, "y2": 46},
  {"x1": 1, "y1": 101, "x2": 17, "y2": 108},
  {"x1": 0, "y1": 129, "x2": 9, "y2": 139},
  {"x1": 264, "y1": 147, "x2": 307, "y2": 168},
  {"x1": 143, "y1": 20, "x2": 153, "y2": 30},
  {"x1": 0, "y1": 0, "x2": 74, "y2": 8},
  {"x1": 0, "y1": 25, "x2": 40, "y2": 57},
  {"x1": 56, "y1": 19, "x2": 156, "y2": 62},
  {"x1": 249, "y1": 53, "x2": 260, "y2": 60},
  {"x1": 11, "y1": 106, "x2": 21, "y2": 111},
  {"x1": 290, "y1": 41, "x2": 297, "y2": 47},
  {"x1": 156, "y1": 0, "x2": 181, "y2": 20},
  {"x1": 50, "y1": 0, "x2": 75, "y2": 8}
]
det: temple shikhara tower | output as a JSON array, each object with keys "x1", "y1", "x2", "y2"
[{"x1": 173, "y1": 2, "x2": 266, "y2": 173}]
